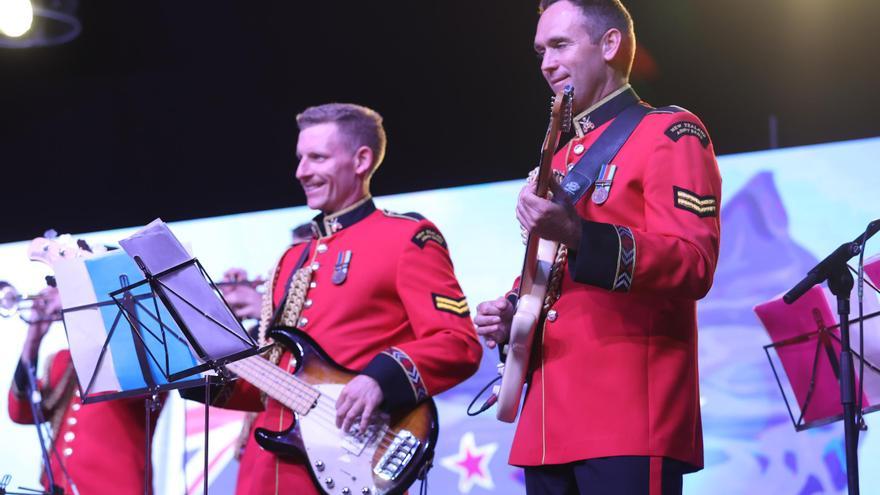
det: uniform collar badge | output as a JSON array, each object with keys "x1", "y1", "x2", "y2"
[
  {"x1": 572, "y1": 84, "x2": 640, "y2": 138},
  {"x1": 312, "y1": 197, "x2": 376, "y2": 238}
]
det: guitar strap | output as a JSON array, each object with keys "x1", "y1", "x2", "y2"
[{"x1": 559, "y1": 102, "x2": 652, "y2": 204}]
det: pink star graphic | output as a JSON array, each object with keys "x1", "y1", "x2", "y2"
[
  {"x1": 457, "y1": 448, "x2": 485, "y2": 479},
  {"x1": 441, "y1": 432, "x2": 498, "y2": 493}
]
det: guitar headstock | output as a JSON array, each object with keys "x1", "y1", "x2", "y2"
[
  {"x1": 543, "y1": 84, "x2": 575, "y2": 156},
  {"x1": 560, "y1": 85, "x2": 573, "y2": 133},
  {"x1": 549, "y1": 85, "x2": 574, "y2": 131},
  {"x1": 27, "y1": 234, "x2": 101, "y2": 268}
]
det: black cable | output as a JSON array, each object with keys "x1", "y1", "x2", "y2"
[
  {"x1": 855, "y1": 231, "x2": 869, "y2": 430},
  {"x1": 467, "y1": 375, "x2": 502, "y2": 417}
]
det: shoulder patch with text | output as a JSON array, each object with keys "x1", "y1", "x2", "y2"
[
  {"x1": 432, "y1": 293, "x2": 470, "y2": 317},
  {"x1": 412, "y1": 227, "x2": 447, "y2": 249},
  {"x1": 674, "y1": 186, "x2": 718, "y2": 218},
  {"x1": 664, "y1": 121, "x2": 710, "y2": 148}
]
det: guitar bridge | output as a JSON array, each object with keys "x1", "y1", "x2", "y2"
[{"x1": 374, "y1": 430, "x2": 420, "y2": 481}]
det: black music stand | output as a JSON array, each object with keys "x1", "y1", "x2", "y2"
[
  {"x1": 59, "y1": 253, "x2": 261, "y2": 495},
  {"x1": 762, "y1": 220, "x2": 880, "y2": 495},
  {"x1": 757, "y1": 286, "x2": 880, "y2": 431}
]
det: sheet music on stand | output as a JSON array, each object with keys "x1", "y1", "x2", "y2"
[
  {"x1": 52, "y1": 219, "x2": 260, "y2": 495},
  {"x1": 755, "y1": 254, "x2": 880, "y2": 430},
  {"x1": 54, "y1": 218, "x2": 259, "y2": 401}
]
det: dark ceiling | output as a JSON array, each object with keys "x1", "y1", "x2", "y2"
[{"x1": 2, "y1": 0, "x2": 878, "y2": 242}]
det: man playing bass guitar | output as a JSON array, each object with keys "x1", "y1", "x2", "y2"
[
  {"x1": 474, "y1": 1, "x2": 721, "y2": 494},
  {"x1": 209, "y1": 103, "x2": 482, "y2": 495}
]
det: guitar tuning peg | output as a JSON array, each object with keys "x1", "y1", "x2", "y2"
[{"x1": 43, "y1": 229, "x2": 58, "y2": 239}]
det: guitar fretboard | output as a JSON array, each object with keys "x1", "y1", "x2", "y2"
[{"x1": 226, "y1": 355, "x2": 320, "y2": 415}]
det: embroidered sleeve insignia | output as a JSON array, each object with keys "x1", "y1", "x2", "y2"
[
  {"x1": 432, "y1": 293, "x2": 470, "y2": 317},
  {"x1": 664, "y1": 121, "x2": 710, "y2": 148},
  {"x1": 674, "y1": 186, "x2": 718, "y2": 218},
  {"x1": 412, "y1": 227, "x2": 448, "y2": 249}
]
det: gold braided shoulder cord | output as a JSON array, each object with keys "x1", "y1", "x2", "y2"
[{"x1": 236, "y1": 260, "x2": 315, "y2": 453}]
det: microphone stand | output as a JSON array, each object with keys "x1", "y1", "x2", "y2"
[{"x1": 783, "y1": 219, "x2": 880, "y2": 495}]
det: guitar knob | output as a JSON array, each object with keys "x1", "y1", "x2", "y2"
[
  {"x1": 315, "y1": 460, "x2": 325, "y2": 472},
  {"x1": 324, "y1": 477, "x2": 334, "y2": 489},
  {"x1": 341, "y1": 489, "x2": 351, "y2": 495},
  {"x1": 361, "y1": 488, "x2": 371, "y2": 494}
]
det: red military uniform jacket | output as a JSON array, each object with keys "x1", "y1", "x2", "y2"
[
  {"x1": 509, "y1": 85, "x2": 721, "y2": 470},
  {"x1": 216, "y1": 198, "x2": 482, "y2": 495},
  {"x1": 7, "y1": 350, "x2": 158, "y2": 494}
]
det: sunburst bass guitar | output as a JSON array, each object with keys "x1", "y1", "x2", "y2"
[
  {"x1": 495, "y1": 85, "x2": 573, "y2": 423},
  {"x1": 223, "y1": 326, "x2": 437, "y2": 495}
]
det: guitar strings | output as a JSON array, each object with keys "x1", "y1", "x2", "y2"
[
  {"x1": 231, "y1": 356, "x2": 411, "y2": 451},
  {"x1": 238, "y1": 361, "x2": 405, "y2": 452}
]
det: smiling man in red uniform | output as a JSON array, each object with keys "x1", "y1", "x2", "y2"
[
  {"x1": 214, "y1": 103, "x2": 482, "y2": 494},
  {"x1": 474, "y1": 1, "x2": 721, "y2": 494}
]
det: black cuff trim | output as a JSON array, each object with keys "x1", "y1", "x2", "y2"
[
  {"x1": 567, "y1": 220, "x2": 620, "y2": 289},
  {"x1": 362, "y1": 349, "x2": 426, "y2": 412},
  {"x1": 13, "y1": 360, "x2": 33, "y2": 396}
]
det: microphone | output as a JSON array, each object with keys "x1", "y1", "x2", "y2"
[{"x1": 784, "y1": 219, "x2": 880, "y2": 304}]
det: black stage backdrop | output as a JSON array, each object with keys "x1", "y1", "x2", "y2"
[{"x1": 1, "y1": 0, "x2": 878, "y2": 242}]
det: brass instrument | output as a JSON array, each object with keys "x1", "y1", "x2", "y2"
[{"x1": 0, "y1": 281, "x2": 60, "y2": 324}]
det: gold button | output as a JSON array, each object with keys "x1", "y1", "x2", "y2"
[
  {"x1": 304, "y1": 299, "x2": 313, "y2": 308},
  {"x1": 63, "y1": 448, "x2": 73, "y2": 457},
  {"x1": 71, "y1": 403, "x2": 81, "y2": 411},
  {"x1": 64, "y1": 432, "x2": 75, "y2": 442},
  {"x1": 299, "y1": 317, "x2": 308, "y2": 327},
  {"x1": 67, "y1": 418, "x2": 77, "y2": 426},
  {"x1": 310, "y1": 282, "x2": 317, "y2": 289},
  {"x1": 573, "y1": 144, "x2": 585, "y2": 155},
  {"x1": 316, "y1": 244, "x2": 328, "y2": 254},
  {"x1": 546, "y1": 309, "x2": 558, "y2": 322},
  {"x1": 310, "y1": 262, "x2": 320, "y2": 271}
]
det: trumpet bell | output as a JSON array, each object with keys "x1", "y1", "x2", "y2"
[{"x1": 0, "y1": 281, "x2": 21, "y2": 318}]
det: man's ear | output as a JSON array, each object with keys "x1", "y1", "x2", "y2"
[
  {"x1": 353, "y1": 145, "x2": 375, "y2": 177},
  {"x1": 601, "y1": 28, "x2": 622, "y2": 62}
]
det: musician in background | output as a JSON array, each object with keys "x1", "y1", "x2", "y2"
[
  {"x1": 474, "y1": 1, "x2": 721, "y2": 493},
  {"x1": 211, "y1": 102, "x2": 482, "y2": 495},
  {"x1": 7, "y1": 285, "x2": 159, "y2": 494}
]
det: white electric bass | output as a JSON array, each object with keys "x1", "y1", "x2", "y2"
[{"x1": 496, "y1": 85, "x2": 573, "y2": 423}]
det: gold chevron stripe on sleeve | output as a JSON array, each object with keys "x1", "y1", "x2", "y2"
[{"x1": 432, "y1": 294, "x2": 470, "y2": 316}]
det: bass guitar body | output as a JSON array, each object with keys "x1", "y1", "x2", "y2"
[{"x1": 227, "y1": 327, "x2": 438, "y2": 495}]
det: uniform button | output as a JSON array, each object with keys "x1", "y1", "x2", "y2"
[
  {"x1": 567, "y1": 162, "x2": 576, "y2": 172},
  {"x1": 546, "y1": 309, "x2": 558, "y2": 322},
  {"x1": 71, "y1": 403, "x2": 81, "y2": 411},
  {"x1": 63, "y1": 448, "x2": 73, "y2": 457},
  {"x1": 310, "y1": 282, "x2": 317, "y2": 289},
  {"x1": 298, "y1": 317, "x2": 308, "y2": 327},
  {"x1": 64, "y1": 432, "x2": 75, "y2": 442},
  {"x1": 304, "y1": 299, "x2": 313, "y2": 308},
  {"x1": 316, "y1": 244, "x2": 328, "y2": 254},
  {"x1": 67, "y1": 418, "x2": 77, "y2": 426},
  {"x1": 74, "y1": 390, "x2": 80, "y2": 397},
  {"x1": 310, "y1": 262, "x2": 320, "y2": 271},
  {"x1": 573, "y1": 144, "x2": 585, "y2": 155}
]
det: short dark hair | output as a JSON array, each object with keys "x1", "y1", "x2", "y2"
[
  {"x1": 539, "y1": 0, "x2": 635, "y2": 75},
  {"x1": 296, "y1": 103, "x2": 387, "y2": 169}
]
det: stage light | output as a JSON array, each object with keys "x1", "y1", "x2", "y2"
[
  {"x1": 0, "y1": 0, "x2": 80, "y2": 48},
  {"x1": 0, "y1": 0, "x2": 33, "y2": 38}
]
